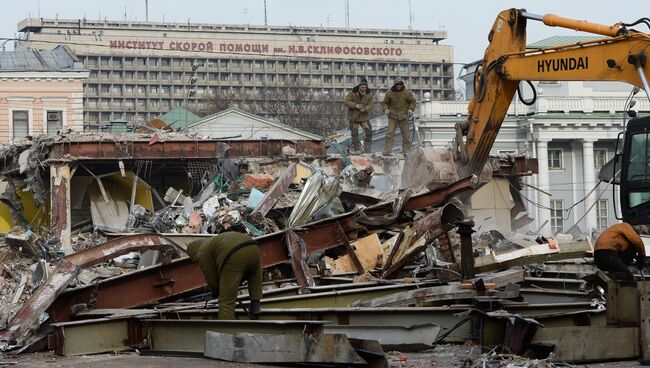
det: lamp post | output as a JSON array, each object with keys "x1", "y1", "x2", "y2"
[{"x1": 183, "y1": 62, "x2": 199, "y2": 129}]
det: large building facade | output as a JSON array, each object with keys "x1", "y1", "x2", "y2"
[{"x1": 15, "y1": 18, "x2": 454, "y2": 126}]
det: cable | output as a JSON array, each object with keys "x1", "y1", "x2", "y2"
[
  {"x1": 621, "y1": 18, "x2": 650, "y2": 32},
  {"x1": 516, "y1": 80, "x2": 537, "y2": 106}
]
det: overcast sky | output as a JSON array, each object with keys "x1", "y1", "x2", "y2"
[{"x1": 2, "y1": 0, "x2": 649, "y2": 70}]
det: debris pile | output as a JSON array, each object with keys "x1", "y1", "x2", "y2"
[{"x1": 0, "y1": 132, "x2": 635, "y2": 367}]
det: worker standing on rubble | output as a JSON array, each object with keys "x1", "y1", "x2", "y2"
[
  {"x1": 186, "y1": 232, "x2": 263, "y2": 320},
  {"x1": 594, "y1": 222, "x2": 647, "y2": 281},
  {"x1": 345, "y1": 78, "x2": 374, "y2": 154},
  {"x1": 382, "y1": 78, "x2": 416, "y2": 155}
]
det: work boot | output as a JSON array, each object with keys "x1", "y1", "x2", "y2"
[{"x1": 249, "y1": 299, "x2": 261, "y2": 320}]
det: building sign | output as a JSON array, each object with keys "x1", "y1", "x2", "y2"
[{"x1": 109, "y1": 39, "x2": 404, "y2": 56}]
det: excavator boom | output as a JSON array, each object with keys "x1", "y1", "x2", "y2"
[{"x1": 456, "y1": 9, "x2": 650, "y2": 179}]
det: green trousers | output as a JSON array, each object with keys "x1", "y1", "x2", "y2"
[
  {"x1": 384, "y1": 118, "x2": 411, "y2": 154},
  {"x1": 349, "y1": 120, "x2": 373, "y2": 152},
  {"x1": 218, "y1": 244, "x2": 263, "y2": 320}
]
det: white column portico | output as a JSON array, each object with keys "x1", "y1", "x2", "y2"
[
  {"x1": 536, "y1": 139, "x2": 552, "y2": 236},
  {"x1": 582, "y1": 139, "x2": 598, "y2": 234}
]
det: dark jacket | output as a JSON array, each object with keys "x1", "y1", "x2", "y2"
[
  {"x1": 345, "y1": 85, "x2": 374, "y2": 122},
  {"x1": 186, "y1": 232, "x2": 254, "y2": 290},
  {"x1": 382, "y1": 82, "x2": 416, "y2": 121}
]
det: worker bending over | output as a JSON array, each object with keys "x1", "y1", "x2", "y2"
[
  {"x1": 594, "y1": 222, "x2": 647, "y2": 281},
  {"x1": 186, "y1": 232, "x2": 263, "y2": 319}
]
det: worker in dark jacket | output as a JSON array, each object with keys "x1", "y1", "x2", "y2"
[
  {"x1": 345, "y1": 78, "x2": 374, "y2": 153},
  {"x1": 382, "y1": 78, "x2": 416, "y2": 155},
  {"x1": 186, "y1": 232, "x2": 263, "y2": 319},
  {"x1": 594, "y1": 222, "x2": 647, "y2": 281}
]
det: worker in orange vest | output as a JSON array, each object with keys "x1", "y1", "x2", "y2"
[{"x1": 594, "y1": 222, "x2": 647, "y2": 281}]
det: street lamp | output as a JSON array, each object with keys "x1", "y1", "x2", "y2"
[{"x1": 183, "y1": 61, "x2": 200, "y2": 129}]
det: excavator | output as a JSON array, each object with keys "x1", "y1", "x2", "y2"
[
  {"x1": 453, "y1": 9, "x2": 650, "y2": 361},
  {"x1": 453, "y1": 8, "x2": 650, "y2": 225}
]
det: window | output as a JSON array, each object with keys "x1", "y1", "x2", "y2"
[
  {"x1": 596, "y1": 199, "x2": 608, "y2": 231},
  {"x1": 12, "y1": 110, "x2": 29, "y2": 139},
  {"x1": 550, "y1": 200, "x2": 564, "y2": 234},
  {"x1": 548, "y1": 149, "x2": 563, "y2": 169},
  {"x1": 594, "y1": 149, "x2": 608, "y2": 170},
  {"x1": 627, "y1": 132, "x2": 650, "y2": 208}
]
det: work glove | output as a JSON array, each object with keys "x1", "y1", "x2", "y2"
[
  {"x1": 355, "y1": 104, "x2": 362, "y2": 109},
  {"x1": 384, "y1": 109, "x2": 390, "y2": 115},
  {"x1": 407, "y1": 109, "x2": 414, "y2": 118}
]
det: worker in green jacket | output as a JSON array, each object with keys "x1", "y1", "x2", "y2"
[
  {"x1": 186, "y1": 232, "x2": 263, "y2": 320},
  {"x1": 382, "y1": 78, "x2": 416, "y2": 155},
  {"x1": 345, "y1": 78, "x2": 374, "y2": 153}
]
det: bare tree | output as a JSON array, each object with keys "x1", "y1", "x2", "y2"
[{"x1": 201, "y1": 80, "x2": 347, "y2": 136}]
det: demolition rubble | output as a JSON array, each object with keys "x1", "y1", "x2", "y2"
[{"x1": 0, "y1": 131, "x2": 633, "y2": 366}]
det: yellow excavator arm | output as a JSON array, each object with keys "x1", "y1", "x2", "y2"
[{"x1": 455, "y1": 8, "x2": 650, "y2": 178}]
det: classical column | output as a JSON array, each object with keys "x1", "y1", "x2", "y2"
[
  {"x1": 582, "y1": 139, "x2": 598, "y2": 234},
  {"x1": 50, "y1": 163, "x2": 72, "y2": 254},
  {"x1": 536, "y1": 139, "x2": 552, "y2": 236}
]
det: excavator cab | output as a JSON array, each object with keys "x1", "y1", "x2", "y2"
[{"x1": 621, "y1": 116, "x2": 650, "y2": 224}]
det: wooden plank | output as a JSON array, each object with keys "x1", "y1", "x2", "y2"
[
  {"x1": 326, "y1": 234, "x2": 384, "y2": 274},
  {"x1": 474, "y1": 241, "x2": 591, "y2": 273},
  {"x1": 532, "y1": 326, "x2": 639, "y2": 362}
]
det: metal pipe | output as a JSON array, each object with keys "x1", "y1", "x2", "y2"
[
  {"x1": 636, "y1": 64, "x2": 650, "y2": 101},
  {"x1": 520, "y1": 12, "x2": 543, "y2": 22},
  {"x1": 541, "y1": 13, "x2": 621, "y2": 37}
]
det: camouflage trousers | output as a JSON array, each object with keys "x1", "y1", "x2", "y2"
[
  {"x1": 349, "y1": 120, "x2": 373, "y2": 153},
  {"x1": 384, "y1": 118, "x2": 411, "y2": 155}
]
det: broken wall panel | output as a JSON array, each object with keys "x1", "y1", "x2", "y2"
[{"x1": 49, "y1": 163, "x2": 71, "y2": 253}]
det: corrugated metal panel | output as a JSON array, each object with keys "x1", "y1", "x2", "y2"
[{"x1": 0, "y1": 45, "x2": 82, "y2": 71}]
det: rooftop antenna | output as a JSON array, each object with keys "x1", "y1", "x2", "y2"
[
  {"x1": 37, "y1": 0, "x2": 40, "y2": 18},
  {"x1": 326, "y1": 14, "x2": 331, "y2": 27},
  {"x1": 408, "y1": 0, "x2": 413, "y2": 30},
  {"x1": 145, "y1": 0, "x2": 149, "y2": 22},
  {"x1": 263, "y1": 0, "x2": 268, "y2": 26},
  {"x1": 124, "y1": 6, "x2": 127, "y2": 21},
  {"x1": 345, "y1": 0, "x2": 350, "y2": 28}
]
